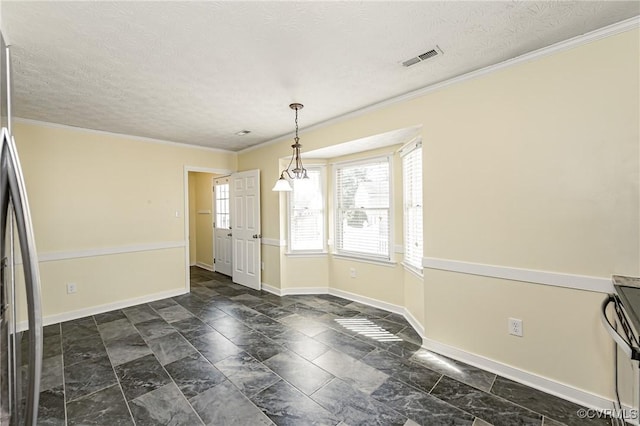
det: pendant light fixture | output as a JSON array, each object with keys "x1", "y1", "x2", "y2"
[{"x1": 272, "y1": 103, "x2": 308, "y2": 192}]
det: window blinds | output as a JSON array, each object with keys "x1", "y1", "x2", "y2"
[
  {"x1": 335, "y1": 157, "x2": 390, "y2": 259},
  {"x1": 289, "y1": 168, "x2": 324, "y2": 251},
  {"x1": 402, "y1": 143, "x2": 423, "y2": 269}
]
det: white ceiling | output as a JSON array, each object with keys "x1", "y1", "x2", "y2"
[{"x1": 2, "y1": 1, "x2": 638, "y2": 152}]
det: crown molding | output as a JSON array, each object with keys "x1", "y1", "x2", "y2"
[
  {"x1": 14, "y1": 117, "x2": 237, "y2": 155},
  {"x1": 238, "y1": 15, "x2": 640, "y2": 155}
]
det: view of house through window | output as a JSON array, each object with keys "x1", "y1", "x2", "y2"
[
  {"x1": 335, "y1": 157, "x2": 391, "y2": 259},
  {"x1": 289, "y1": 168, "x2": 324, "y2": 251}
]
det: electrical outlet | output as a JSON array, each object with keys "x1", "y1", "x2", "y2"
[
  {"x1": 349, "y1": 268, "x2": 357, "y2": 278},
  {"x1": 67, "y1": 283, "x2": 77, "y2": 294},
  {"x1": 508, "y1": 318, "x2": 523, "y2": 337}
]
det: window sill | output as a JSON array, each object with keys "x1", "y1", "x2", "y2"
[
  {"x1": 285, "y1": 251, "x2": 328, "y2": 258},
  {"x1": 402, "y1": 262, "x2": 424, "y2": 280},
  {"x1": 332, "y1": 253, "x2": 397, "y2": 268}
]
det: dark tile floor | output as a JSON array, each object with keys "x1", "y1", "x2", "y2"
[{"x1": 27, "y1": 267, "x2": 612, "y2": 425}]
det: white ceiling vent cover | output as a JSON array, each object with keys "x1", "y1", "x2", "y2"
[{"x1": 402, "y1": 46, "x2": 443, "y2": 67}]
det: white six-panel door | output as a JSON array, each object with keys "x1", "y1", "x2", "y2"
[
  {"x1": 230, "y1": 170, "x2": 261, "y2": 290},
  {"x1": 213, "y1": 176, "x2": 232, "y2": 277}
]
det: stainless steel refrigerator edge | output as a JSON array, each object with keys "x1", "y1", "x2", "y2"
[{"x1": 0, "y1": 31, "x2": 44, "y2": 425}]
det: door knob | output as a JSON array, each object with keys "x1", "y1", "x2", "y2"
[
  {"x1": 227, "y1": 233, "x2": 232, "y2": 237},
  {"x1": 252, "y1": 234, "x2": 262, "y2": 239}
]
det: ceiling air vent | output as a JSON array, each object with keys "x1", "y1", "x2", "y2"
[{"x1": 402, "y1": 46, "x2": 443, "y2": 67}]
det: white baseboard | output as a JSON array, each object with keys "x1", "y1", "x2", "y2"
[
  {"x1": 421, "y1": 337, "x2": 632, "y2": 419},
  {"x1": 18, "y1": 288, "x2": 187, "y2": 331},
  {"x1": 261, "y1": 283, "x2": 281, "y2": 296},
  {"x1": 282, "y1": 286, "x2": 328, "y2": 296},
  {"x1": 258, "y1": 282, "x2": 631, "y2": 421},
  {"x1": 195, "y1": 262, "x2": 214, "y2": 272},
  {"x1": 328, "y1": 287, "x2": 405, "y2": 316},
  {"x1": 403, "y1": 307, "x2": 425, "y2": 337}
]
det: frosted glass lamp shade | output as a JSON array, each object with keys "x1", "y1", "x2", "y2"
[{"x1": 272, "y1": 177, "x2": 293, "y2": 192}]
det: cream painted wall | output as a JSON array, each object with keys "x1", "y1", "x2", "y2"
[
  {"x1": 194, "y1": 172, "x2": 215, "y2": 269},
  {"x1": 14, "y1": 121, "x2": 235, "y2": 319},
  {"x1": 282, "y1": 256, "x2": 329, "y2": 289},
  {"x1": 403, "y1": 269, "x2": 424, "y2": 329},
  {"x1": 239, "y1": 29, "x2": 640, "y2": 405}
]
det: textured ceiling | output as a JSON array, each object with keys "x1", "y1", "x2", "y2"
[{"x1": 1, "y1": 1, "x2": 638, "y2": 152}]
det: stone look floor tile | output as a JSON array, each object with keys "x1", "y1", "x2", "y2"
[
  {"x1": 129, "y1": 383, "x2": 203, "y2": 425},
  {"x1": 170, "y1": 316, "x2": 212, "y2": 337},
  {"x1": 491, "y1": 376, "x2": 609, "y2": 426},
  {"x1": 226, "y1": 329, "x2": 285, "y2": 362},
  {"x1": 278, "y1": 314, "x2": 328, "y2": 337},
  {"x1": 64, "y1": 355, "x2": 117, "y2": 402},
  {"x1": 115, "y1": 353, "x2": 172, "y2": 401},
  {"x1": 252, "y1": 303, "x2": 293, "y2": 320},
  {"x1": 61, "y1": 317, "x2": 100, "y2": 343},
  {"x1": 206, "y1": 314, "x2": 254, "y2": 338},
  {"x1": 215, "y1": 352, "x2": 281, "y2": 397},
  {"x1": 134, "y1": 317, "x2": 176, "y2": 341},
  {"x1": 314, "y1": 329, "x2": 376, "y2": 360},
  {"x1": 410, "y1": 349, "x2": 496, "y2": 392},
  {"x1": 104, "y1": 332, "x2": 152, "y2": 366},
  {"x1": 189, "y1": 380, "x2": 274, "y2": 426},
  {"x1": 361, "y1": 349, "x2": 441, "y2": 394},
  {"x1": 251, "y1": 379, "x2": 338, "y2": 426},
  {"x1": 371, "y1": 377, "x2": 475, "y2": 426},
  {"x1": 66, "y1": 384, "x2": 133, "y2": 425},
  {"x1": 187, "y1": 330, "x2": 243, "y2": 364},
  {"x1": 313, "y1": 350, "x2": 388, "y2": 395},
  {"x1": 97, "y1": 318, "x2": 138, "y2": 342},
  {"x1": 62, "y1": 334, "x2": 107, "y2": 367},
  {"x1": 147, "y1": 331, "x2": 197, "y2": 365},
  {"x1": 311, "y1": 378, "x2": 407, "y2": 426},
  {"x1": 270, "y1": 329, "x2": 330, "y2": 361},
  {"x1": 45, "y1": 268, "x2": 588, "y2": 426},
  {"x1": 431, "y1": 376, "x2": 542, "y2": 426},
  {"x1": 94, "y1": 310, "x2": 127, "y2": 325},
  {"x1": 37, "y1": 386, "x2": 66, "y2": 426},
  {"x1": 157, "y1": 304, "x2": 194, "y2": 323},
  {"x1": 264, "y1": 350, "x2": 334, "y2": 395},
  {"x1": 164, "y1": 352, "x2": 226, "y2": 399},
  {"x1": 123, "y1": 305, "x2": 160, "y2": 324},
  {"x1": 148, "y1": 298, "x2": 179, "y2": 311}
]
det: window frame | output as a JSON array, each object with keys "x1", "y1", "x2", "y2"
[
  {"x1": 400, "y1": 138, "x2": 423, "y2": 275},
  {"x1": 332, "y1": 154, "x2": 393, "y2": 262},
  {"x1": 287, "y1": 165, "x2": 327, "y2": 255}
]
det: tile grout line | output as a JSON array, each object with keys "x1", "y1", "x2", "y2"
[
  {"x1": 427, "y1": 374, "x2": 444, "y2": 394},
  {"x1": 156, "y1": 359, "x2": 207, "y2": 426},
  {"x1": 488, "y1": 374, "x2": 497, "y2": 392},
  {"x1": 58, "y1": 323, "x2": 68, "y2": 426},
  {"x1": 146, "y1": 281, "x2": 241, "y2": 425},
  {"x1": 139, "y1": 297, "x2": 208, "y2": 425},
  {"x1": 92, "y1": 315, "x2": 138, "y2": 426}
]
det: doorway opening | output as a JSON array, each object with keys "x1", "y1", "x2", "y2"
[
  {"x1": 184, "y1": 167, "x2": 262, "y2": 292},
  {"x1": 184, "y1": 166, "x2": 230, "y2": 292}
]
